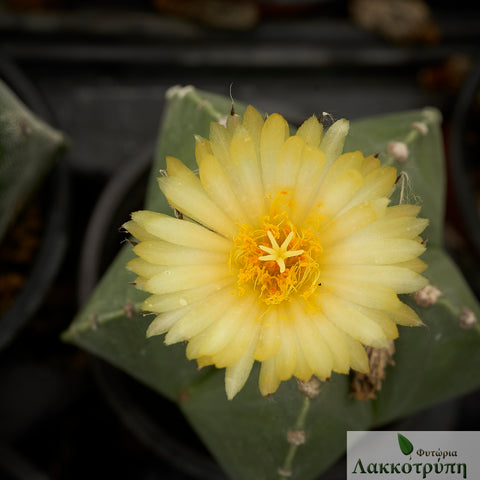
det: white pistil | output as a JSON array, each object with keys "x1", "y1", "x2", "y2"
[{"x1": 258, "y1": 231, "x2": 304, "y2": 273}]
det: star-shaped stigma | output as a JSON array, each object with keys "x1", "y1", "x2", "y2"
[{"x1": 258, "y1": 230, "x2": 304, "y2": 273}]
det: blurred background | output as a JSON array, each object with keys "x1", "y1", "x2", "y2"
[{"x1": 1, "y1": 1, "x2": 480, "y2": 479}]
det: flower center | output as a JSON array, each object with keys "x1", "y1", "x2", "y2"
[
  {"x1": 258, "y1": 230, "x2": 304, "y2": 273},
  {"x1": 231, "y1": 215, "x2": 322, "y2": 305}
]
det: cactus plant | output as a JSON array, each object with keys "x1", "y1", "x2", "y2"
[
  {"x1": 64, "y1": 86, "x2": 480, "y2": 480},
  {"x1": 0, "y1": 79, "x2": 66, "y2": 244},
  {"x1": 0, "y1": 78, "x2": 67, "y2": 346}
]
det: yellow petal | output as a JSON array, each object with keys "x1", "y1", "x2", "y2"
[
  {"x1": 134, "y1": 240, "x2": 228, "y2": 265},
  {"x1": 313, "y1": 168, "x2": 364, "y2": 222},
  {"x1": 127, "y1": 257, "x2": 167, "y2": 279},
  {"x1": 199, "y1": 153, "x2": 249, "y2": 224},
  {"x1": 196, "y1": 355, "x2": 213, "y2": 369},
  {"x1": 360, "y1": 155, "x2": 381, "y2": 176},
  {"x1": 384, "y1": 204, "x2": 421, "y2": 218},
  {"x1": 319, "y1": 293, "x2": 389, "y2": 348},
  {"x1": 292, "y1": 334, "x2": 313, "y2": 381},
  {"x1": 226, "y1": 112, "x2": 242, "y2": 134},
  {"x1": 291, "y1": 301, "x2": 333, "y2": 378},
  {"x1": 389, "y1": 302, "x2": 424, "y2": 326},
  {"x1": 259, "y1": 357, "x2": 281, "y2": 396},
  {"x1": 274, "y1": 318, "x2": 297, "y2": 381},
  {"x1": 254, "y1": 308, "x2": 281, "y2": 361},
  {"x1": 318, "y1": 201, "x2": 383, "y2": 247},
  {"x1": 260, "y1": 113, "x2": 289, "y2": 195},
  {"x1": 165, "y1": 287, "x2": 237, "y2": 344},
  {"x1": 322, "y1": 264, "x2": 428, "y2": 295},
  {"x1": 321, "y1": 273, "x2": 401, "y2": 311},
  {"x1": 225, "y1": 322, "x2": 261, "y2": 400},
  {"x1": 291, "y1": 146, "x2": 326, "y2": 224},
  {"x1": 321, "y1": 238, "x2": 426, "y2": 266},
  {"x1": 319, "y1": 118, "x2": 349, "y2": 171},
  {"x1": 320, "y1": 151, "x2": 364, "y2": 187},
  {"x1": 197, "y1": 294, "x2": 257, "y2": 357},
  {"x1": 341, "y1": 333, "x2": 369, "y2": 373},
  {"x1": 350, "y1": 216, "x2": 429, "y2": 242},
  {"x1": 242, "y1": 105, "x2": 264, "y2": 158},
  {"x1": 123, "y1": 220, "x2": 157, "y2": 241},
  {"x1": 185, "y1": 334, "x2": 207, "y2": 360},
  {"x1": 314, "y1": 317, "x2": 350, "y2": 373},
  {"x1": 158, "y1": 175, "x2": 237, "y2": 239},
  {"x1": 211, "y1": 302, "x2": 263, "y2": 368},
  {"x1": 194, "y1": 135, "x2": 212, "y2": 167},
  {"x1": 230, "y1": 126, "x2": 266, "y2": 220},
  {"x1": 131, "y1": 210, "x2": 232, "y2": 252},
  {"x1": 166, "y1": 155, "x2": 197, "y2": 180},
  {"x1": 142, "y1": 278, "x2": 233, "y2": 313},
  {"x1": 342, "y1": 166, "x2": 397, "y2": 211},
  {"x1": 351, "y1": 304, "x2": 399, "y2": 340},
  {"x1": 394, "y1": 257, "x2": 428, "y2": 274},
  {"x1": 145, "y1": 264, "x2": 232, "y2": 294},
  {"x1": 146, "y1": 307, "x2": 190, "y2": 337},
  {"x1": 209, "y1": 122, "x2": 260, "y2": 225},
  {"x1": 133, "y1": 276, "x2": 147, "y2": 291},
  {"x1": 274, "y1": 135, "x2": 304, "y2": 193},
  {"x1": 296, "y1": 115, "x2": 323, "y2": 148},
  {"x1": 209, "y1": 121, "x2": 232, "y2": 165}
]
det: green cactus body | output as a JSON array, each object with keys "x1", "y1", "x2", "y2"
[
  {"x1": 63, "y1": 87, "x2": 480, "y2": 480},
  {"x1": 0, "y1": 79, "x2": 66, "y2": 243}
]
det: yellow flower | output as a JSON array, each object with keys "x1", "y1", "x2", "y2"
[{"x1": 124, "y1": 106, "x2": 429, "y2": 399}]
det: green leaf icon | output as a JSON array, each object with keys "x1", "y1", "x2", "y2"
[{"x1": 398, "y1": 433, "x2": 414, "y2": 455}]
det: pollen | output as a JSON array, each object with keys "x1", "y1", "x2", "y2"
[{"x1": 231, "y1": 214, "x2": 322, "y2": 305}]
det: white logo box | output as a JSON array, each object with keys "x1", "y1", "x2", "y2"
[{"x1": 347, "y1": 431, "x2": 479, "y2": 479}]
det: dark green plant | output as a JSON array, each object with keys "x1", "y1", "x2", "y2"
[{"x1": 0, "y1": 79, "x2": 66, "y2": 243}]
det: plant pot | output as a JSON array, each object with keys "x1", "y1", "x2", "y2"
[{"x1": 448, "y1": 57, "x2": 480, "y2": 299}]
